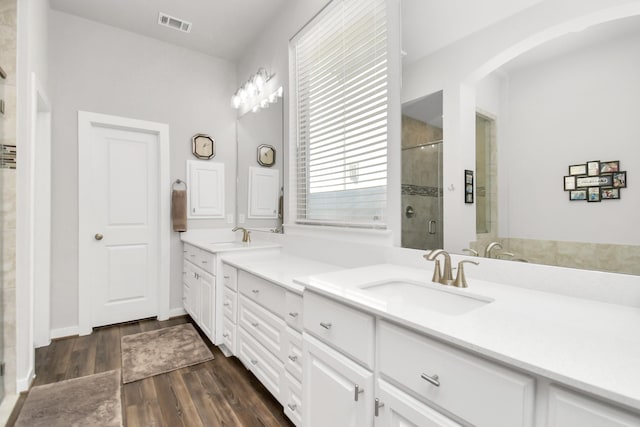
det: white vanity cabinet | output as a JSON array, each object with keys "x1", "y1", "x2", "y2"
[
  {"x1": 233, "y1": 269, "x2": 305, "y2": 426},
  {"x1": 303, "y1": 291, "x2": 375, "y2": 427},
  {"x1": 220, "y1": 264, "x2": 238, "y2": 354},
  {"x1": 182, "y1": 243, "x2": 215, "y2": 340}
]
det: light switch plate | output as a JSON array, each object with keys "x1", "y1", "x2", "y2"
[
  {"x1": 226, "y1": 214, "x2": 234, "y2": 224},
  {"x1": 239, "y1": 214, "x2": 245, "y2": 224}
]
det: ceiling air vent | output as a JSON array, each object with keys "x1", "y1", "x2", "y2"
[{"x1": 158, "y1": 12, "x2": 192, "y2": 33}]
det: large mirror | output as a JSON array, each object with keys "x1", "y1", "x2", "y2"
[
  {"x1": 401, "y1": 10, "x2": 640, "y2": 275},
  {"x1": 236, "y1": 97, "x2": 284, "y2": 231}
]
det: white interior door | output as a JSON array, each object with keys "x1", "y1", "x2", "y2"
[{"x1": 79, "y1": 112, "x2": 170, "y2": 332}]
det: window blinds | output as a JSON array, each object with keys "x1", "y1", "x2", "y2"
[{"x1": 293, "y1": 0, "x2": 388, "y2": 228}]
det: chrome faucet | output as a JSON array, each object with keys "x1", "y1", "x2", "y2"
[
  {"x1": 232, "y1": 226, "x2": 251, "y2": 243},
  {"x1": 484, "y1": 241, "x2": 503, "y2": 258},
  {"x1": 423, "y1": 249, "x2": 453, "y2": 285}
]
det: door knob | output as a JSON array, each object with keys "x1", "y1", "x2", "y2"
[{"x1": 94, "y1": 233, "x2": 103, "y2": 241}]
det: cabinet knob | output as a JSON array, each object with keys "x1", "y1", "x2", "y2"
[
  {"x1": 250, "y1": 359, "x2": 258, "y2": 365},
  {"x1": 288, "y1": 355, "x2": 298, "y2": 362},
  {"x1": 320, "y1": 321, "x2": 332, "y2": 330},
  {"x1": 94, "y1": 233, "x2": 103, "y2": 241},
  {"x1": 287, "y1": 403, "x2": 297, "y2": 412},
  {"x1": 288, "y1": 312, "x2": 299, "y2": 318},
  {"x1": 420, "y1": 372, "x2": 440, "y2": 387},
  {"x1": 251, "y1": 322, "x2": 259, "y2": 328},
  {"x1": 223, "y1": 333, "x2": 229, "y2": 338}
]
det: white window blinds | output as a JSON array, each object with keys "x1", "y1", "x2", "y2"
[{"x1": 293, "y1": 0, "x2": 388, "y2": 228}]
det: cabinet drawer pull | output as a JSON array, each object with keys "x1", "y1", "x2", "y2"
[
  {"x1": 224, "y1": 275, "x2": 230, "y2": 279},
  {"x1": 252, "y1": 289, "x2": 260, "y2": 294},
  {"x1": 375, "y1": 398, "x2": 384, "y2": 417},
  {"x1": 288, "y1": 312, "x2": 299, "y2": 318},
  {"x1": 251, "y1": 322, "x2": 259, "y2": 328},
  {"x1": 354, "y1": 384, "x2": 364, "y2": 401},
  {"x1": 420, "y1": 372, "x2": 440, "y2": 387},
  {"x1": 287, "y1": 403, "x2": 297, "y2": 412},
  {"x1": 223, "y1": 302, "x2": 230, "y2": 307},
  {"x1": 288, "y1": 355, "x2": 298, "y2": 362},
  {"x1": 201, "y1": 260, "x2": 208, "y2": 264},
  {"x1": 223, "y1": 333, "x2": 229, "y2": 338},
  {"x1": 320, "y1": 321, "x2": 332, "y2": 330},
  {"x1": 190, "y1": 254, "x2": 196, "y2": 257},
  {"x1": 250, "y1": 359, "x2": 258, "y2": 365}
]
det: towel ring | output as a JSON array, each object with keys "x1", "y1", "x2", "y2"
[{"x1": 172, "y1": 179, "x2": 187, "y2": 190}]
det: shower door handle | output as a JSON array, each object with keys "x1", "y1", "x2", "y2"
[{"x1": 428, "y1": 220, "x2": 436, "y2": 235}]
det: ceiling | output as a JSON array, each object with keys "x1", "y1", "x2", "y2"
[
  {"x1": 401, "y1": 0, "x2": 544, "y2": 65},
  {"x1": 50, "y1": 0, "x2": 289, "y2": 61}
]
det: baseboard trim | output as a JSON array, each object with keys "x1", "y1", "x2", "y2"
[
  {"x1": 50, "y1": 325, "x2": 80, "y2": 340},
  {"x1": 16, "y1": 367, "x2": 35, "y2": 393},
  {"x1": 169, "y1": 307, "x2": 187, "y2": 318},
  {"x1": 0, "y1": 393, "x2": 19, "y2": 426}
]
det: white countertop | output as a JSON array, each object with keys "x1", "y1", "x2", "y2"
[
  {"x1": 221, "y1": 253, "x2": 343, "y2": 295},
  {"x1": 181, "y1": 235, "x2": 282, "y2": 253},
  {"x1": 294, "y1": 263, "x2": 640, "y2": 410}
]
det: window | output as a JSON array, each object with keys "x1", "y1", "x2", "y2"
[{"x1": 292, "y1": 0, "x2": 388, "y2": 228}]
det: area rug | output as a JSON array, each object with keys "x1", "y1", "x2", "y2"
[
  {"x1": 121, "y1": 323, "x2": 214, "y2": 383},
  {"x1": 15, "y1": 370, "x2": 122, "y2": 427}
]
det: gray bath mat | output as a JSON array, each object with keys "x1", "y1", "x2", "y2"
[
  {"x1": 121, "y1": 323, "x2": 214, "y2": 383},
  {"x1": 15, "y1": 369, "x2": 122, "y2": 427}
]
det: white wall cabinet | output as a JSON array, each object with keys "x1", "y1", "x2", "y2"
[
  {"x1": 303, "y1": 333, "x2": 373, "y2": 427},
  {"x1": 187, "y1": 160, "x2": 225, "y2": 218},
  {"x1": 182, "y1": 243, "x2": 215, "y2": 342}
]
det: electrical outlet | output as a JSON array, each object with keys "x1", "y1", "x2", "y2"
[{"x1": 239, "y1": 214, "x2": 245, "y2": 224}]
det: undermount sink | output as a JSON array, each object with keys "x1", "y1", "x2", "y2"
[
  {"x1": 358, "y1": 279, "x2": 493, "y2": 316},
  {"x1": 208, "y1": 242, "x2": 246, "y2": 248}
]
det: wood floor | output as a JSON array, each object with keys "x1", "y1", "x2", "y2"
[{"x1": 6, "y1": 316, "x2": 294, "y2": 427}]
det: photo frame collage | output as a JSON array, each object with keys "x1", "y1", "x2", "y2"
[{"x1": 563, "y1": 160, "x2": 627, "y2": 202}]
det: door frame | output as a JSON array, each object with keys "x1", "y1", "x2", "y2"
[{"x1": 78, "y1": 111, "x2": 170, "y2": 336}]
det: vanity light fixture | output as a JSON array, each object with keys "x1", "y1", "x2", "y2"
[{"x1": 231, "y1": 69, "x2": 283, "y2": 113}]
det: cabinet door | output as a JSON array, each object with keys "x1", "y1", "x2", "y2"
[
  {"x1": 375, "y1": 379, "x2": 461, "y2": 427},
  {"x1": 184, "y1": 265, "x2": 200, "y2": 322},
  {"x1": 303, "y1": 334, "x2": 373, "y2": 427},
  {"x1": 547, "y1": 386, "x2": 640, "y2": 427},
  {"x1": 187, "y1": 160, "x2": 225, "y2": 218},
  {"x1": 199, "y1": 270, "x2": 215, "y2": 339}
]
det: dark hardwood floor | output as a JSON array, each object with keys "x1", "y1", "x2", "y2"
[{"x1": 7, "y1": 316, "x2": 294, "y2": 427}]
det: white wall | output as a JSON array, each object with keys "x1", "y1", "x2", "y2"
[
  {"x1": 48, "y1": 11, "x2": 237, "y2": 332},
  {"x1": 401, "y1": 0, "x2": 640, "y2": 252},
  {"x1": 497, "y1": 32, "x2": 640, "y2": 245},
  {"x1": 16, "y1": 0, "x2": 50, "y2": 392}
]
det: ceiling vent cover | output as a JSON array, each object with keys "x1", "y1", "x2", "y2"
[{"x1": 158, "y1": 12, "x2": 192, "y2": 33}]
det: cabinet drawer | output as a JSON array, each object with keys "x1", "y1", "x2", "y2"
[
  {"x1": 184, "y1": 243, "x2": 199, "y2": 264},
  {"x1": 239, "y1": 295, "x2": 286, "y2": 360},
  {"x1": 221, "y1": 317, "x2": 236, "y2": 354},
  {"x1": 285, "y1": 292, "x2": 304, "y2": 332},
  {"x1": 222, "y1": 286, "x2": 237, "y2": 321},
  {"x1": 196, "y1": 248, "x2": 215, "y2": 275},
  {"x1": 223, "y1": 264, "x2": 238, "y2": 291},
  {"x1": 238, "y1": 270, "x2": 285, "y2": 317},
  {"x1": 304, "y1": 291, "x2": 375, "y2": 369},
  {"x1": 238, "y1": 327, "x2": 284, "y2": 402},
  {"x1": 547, "y1": 386, "x2": 640, "y2": 427},
  {"x1": 378, "y1": 321, "x2": 534, "y2": 427},
  {"x1": 283, "y1": 373, "x2": 303, "y2": 426},
  {"x1": 284, "y1": 327, "x2": 303, "y2": 382}
]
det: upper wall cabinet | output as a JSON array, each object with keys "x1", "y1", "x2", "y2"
[{"x1": 187, "y1": 160, "x2": 225, "y2": 218}]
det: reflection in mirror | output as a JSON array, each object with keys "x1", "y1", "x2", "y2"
[
  {"x1": 401, "y1": 91, "x2": 443, "y2": 250},
  {"x1": 475, "y1": 113, "x2": 496, "y2": 236},
  {"x1": 471, "y1": 15, "x2": 640, "y2": 274},
  {"x1": 236, "y1": 97, "x2": 284, "y2": 231}
]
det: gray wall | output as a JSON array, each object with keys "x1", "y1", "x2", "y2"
[{"x1": 48, "y1": 11, "x2": 237, "y2": 331}]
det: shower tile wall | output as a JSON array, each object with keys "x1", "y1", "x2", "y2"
[
  {"x1": 0, "y1": 0, "x2": 16, "y2": 396},
  {"x1": 401, "y1": 115, "x2": 443, "y2": 250}
]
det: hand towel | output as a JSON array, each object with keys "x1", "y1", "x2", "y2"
[{"x1": 172, "y1": 189, "x2": 187, "y2": 232}]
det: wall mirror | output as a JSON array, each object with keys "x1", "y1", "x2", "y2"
[
  {"x1": 236, "y1": 96, "x2": 284, "y2": 231},
  {"x1": 401, "y1": 11, "x2": 640, "y2": 275}
]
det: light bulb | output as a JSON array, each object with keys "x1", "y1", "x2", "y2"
[
  {"x1": 239, "y1": 87, "x2": 247, "y2": 101},
  {"x1": 276, "y1": 86, "x2": 284, "y2": 97},
  {"x1": 252, "y1": 105, "x2": 260, "y2": 113},
  {"x1": 260, "y1": 99, "x2": 269, "y2": 108},
  {"x1": 268, "y1": 93, "x2": 277, "y2": 103},
  {"x1": 254, "y1": 75, "x2": 264, "y2": 92},
  {"x1": 246, "y1": 81, "x2": 256, "y2": 96},
  {"x1": 231, "y1": 94, "x2": 241, "y2": 109}
]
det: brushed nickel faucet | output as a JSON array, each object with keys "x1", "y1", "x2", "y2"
[
  {"x1": 484, "y1": 241, "x2": 503, "y2": 258},
  {"x1": 232, "y1": 226, "x2": 251, "y2": 243},
  {"x1": 462, "y1": 248, "x2": 479, "y2": 256},
  {"x1": 453, "y1": 260, "x2": 479, "y2": 288},
  {"x1": 424, "y1": 249, "x2": 453, "y2": 285}
]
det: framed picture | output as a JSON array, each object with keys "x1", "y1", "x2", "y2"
[
  {"x1": 464, "y1": 170, "x2": 474, "y2": 204},
  {"x1": 564, "y1": 176, "x2": 576, "y2": 191},
  {"x1": 597, "y1": 174, "x2": 613, "y2": 187},
  {"x1": 587, "y1": 160, "x2": 600, "y2": 176},
  {"x1": 600, "y1": 160, "x2": 619, "y2": 173},
  {"x1": 601, "y1": 188, "x2": 620, "y2": 200},
  {"x1": 587, "y1": 187, "x2": 601, "y2": 202},
  {"x1": 576, "y1": 176, "x2": 600, "y2": 188},
  {"x1": 569, "y1": 164, "x2": 587, "y2": 175},
  {"x1": 569, "y1": 189, "x2": 587, "y2": 201},
  {"x1": 612, "y1": 171, "x2": 627, "y2": 188}
]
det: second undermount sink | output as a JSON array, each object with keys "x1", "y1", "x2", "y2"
[{"x1": 358, "y1": 279, "x2": 493, "y2": 316}]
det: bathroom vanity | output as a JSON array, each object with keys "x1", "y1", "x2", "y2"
[{"x1": 181, "y1": 234, "x2": 640, "y2": 427}]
